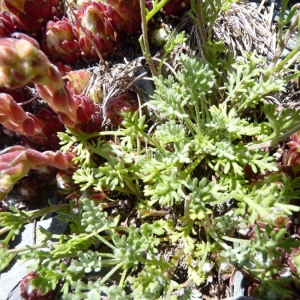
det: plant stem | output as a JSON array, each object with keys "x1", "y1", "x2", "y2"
[
  {"x1": 146, "y1": 0, "x2": 171, "y2": 22},
  {"x1": 267, "y1": 13, "x2": 300, "y2": 72},
  {"x1": 6, "y1": 243, "x2": 49, "y2": 255},
  {"x1": 0, "y1": 226, "x2": 11, "y2": 236},
  {"x1": 139, "y1": 0, "x2": 157, "y2": 76},
  {"x1": 277, "y1": 0, "x2": 289, "y2": 47},
  {"x1": 99, "y1": 262, "x2": 123, "y2": 284},
  {"x1": 67, "y1": 128, "x2": 125, "y2": 140},
  {"x1": 95, "y1": 233, "x2": 117, "y2": 250},
  {"x1": 191, "y1": 0, "x2": 207, "y2": 49},
  {"x1": 3, "y1": 229, "x2": 15, "y2": 244},
  {"x1": 137, "y1": 128, "x2": 166, "y2": 154},
  {"x1": 124, "y1": 178, "x2": 142, "y2": 197},
  {"x1": 181, "y1": 154, "x2": 204, "y2": 178},
  {"x1": 204, "y1": 213, "x2": 230, "y2": 250},
  {"x1": 264, "y1": 41, "x2": 300, "y2": 81},
  {"x1": 119, "y1": 269, "x2": 128, "y2": 288},
  {"x1": 247, "y1": 122, "x2": 300, "y2": 150},
  {"x1": 184, "y1": 115, "x2": 197, "y2": 135}
]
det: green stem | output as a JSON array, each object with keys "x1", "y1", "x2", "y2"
[
  {"x1": 119, "y1": 269, "x2": 128, "y2": 288},
  {"x1": 200, "y1": 95, "x2": 210, "y2": 122},
  {"x1": 204, "y1": 213, "x2": 230, "y2": 250},
  {"x1": 277, "y1": 0, "x2": 289, "y2": 43},
  {"x1": 0, "y1": 226, "x2": 11, "y2": 236},
  {"x1": 184, "y1": 195, "x2": 191, "y2": 223},
  {"x1": 86, "y1": 143, "x2": 110, "y2": 162},
  {"x1": 247, "y1": 122, "x2": 300, "y2": 150},
  {"x1": 6, "y1": 243, "x2": 49, "y2": 255},
  {"x1": 267, "y1": 13, "x2": 300, "y2": 71},
  {"x1": 29, "y1": 204, "x2": 74, "y2": 221},
  {"x1": 222, "y1": 236, "x2": 251, "y2": 245},
  {"x1": 95, "y1": 233, "x2": 117, "y2": 250},
  {"x1": 99, "y1": 262, "x2": 123, "y2": 284},
  {"x1": 184, "y1": 115, "x2": 197, "y2": 136},
  {"x1": 3, "y1": 229, "x2": 14, "y2": 244},
  {"x1": 138, "y1": 129, "x2": 166, "y2": 154},
  {"x1": 264, "y1": 36, "x2": 300, "y2": 81},
  {"x1": 136, "y1": 134, "x2": 141, "y2": 155},
  {"x1": 283, "y1": 4, "x2": 300, "y2": 25},
  {"x1": 93, "y1": 130, "x2": 124, "y2": 137},
  {"x1": 206, "y1": 0, "x2": 222, "y2": 41},
  {"x1": 99, "y1": 259, "x2": 122, "y2": 266},
  {"x1": 67, "y1": 129, "x2": 124, "y2": 140},
  {"x1": 66, "y1": 128, "x2": 124, "y2": 141},
  {"x1": 146, "y1": 0, "x2": 171, "y2": 22},
  {"x1": 191, "y1": 0, "x2": 207, "y2": 51},
  {"x1": 194, "y1": 94, "x2": 202, "y2": 128},
  {"x1": 0, "y1": 204, "x2": 76, "y2": 237},
  {"x1": 139, "y1": 0, "x2": 157, "y2": 76},
  {"x1": 181, "y1": 154, "x2": 204, "y2": 178},
  {"x1": 198, "y1": 234, "x2": 209, "y2": 272},
  {"x1": 124, "y1": 178, "x2": 142, "y2": 197}
]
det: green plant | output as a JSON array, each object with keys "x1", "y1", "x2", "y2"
[
  {"x1": 1, "y1": 47, "x2": 299, "y2": 298},
  {"x1": 1, "y1": 1, "x2": 300, "y2": 299}
]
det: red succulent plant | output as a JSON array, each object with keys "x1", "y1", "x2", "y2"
[
  {"x1": 20, "y1": 271, "x2": 54, "y2": 300},
  {"x1": 75, "y1": 1, "x2": 120, "y2": 59},
  {"x1": 65, "y1": 69, "x2": 91, "y2": 95},
  {"x1": 106, "y1": 91, "x2": 139, "y2": 126},
  {"x1": 161, "y1": 0, "x2": 191, "y2": 15},
  {"x1": 0, "y1": 145, "x2": 70, "y2": 200},
  {"x1": 0, "y1": 37, "x2": 103, "y2": 134},
  {"x1": 281, "y1": 132, "x2": 300, "y2": 177},
  {"x1": 106, "y1": 0, "x2": 142, "y2": 34},
  {"x1": 0, "y1": 93, "x2": 65, "y2": 148},
  {"x1": 0, "y1": 10, "x2": 16, "y2": 38},
  {"x1": 4, "y1": 0, "x2": 62, "y2": 35},
  {"x1": 43, "y1": 17, "x2": 81, "y2": 64}
]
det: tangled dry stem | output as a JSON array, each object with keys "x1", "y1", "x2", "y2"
[
  {"x1": 84, "y1": 58, "x2": 151, "y2": 124},
  {"x1": 213, "y1": 3, "x2": 274, "y2": 59}
]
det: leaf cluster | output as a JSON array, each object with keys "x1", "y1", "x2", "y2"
[
  {"x1": 57, "y1": 51, "x2": 300, "y2": 298},
  {"x1": 51, "y1": 50, "x2": 300, "y2": 298},
  {"x1": 2, "y1": 10, "x2": 300, "y2": 298}
]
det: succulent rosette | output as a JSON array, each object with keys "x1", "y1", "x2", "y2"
[
  {"x1": 106, "y1": 91, "x2": 139, "y2": 126},
  {"x1": 0, "y1": 38, "x2": 51, "y2": 89},
  {"x1": 44, "y1": 17, "x2": 81, "y2": 64},
  {"x1": 106, "y1": 0, "x2": 142, "y2": 34},
  {"x1": 161, "y1": 0, "x2": 191, "y2": 15},
  {"x1": 0, "y1": 10, "x2": 16, "y2": 38},
  {"x1": 65, "y1": 69, "x2": 91, "y2": 95},
  {"x1": 4, "y1": 0, "x2": 62, "y2": 35},
  {"x1": 0, "y1": 37, "x2": 103, "y2": 134},
  {"x1": 20, "y1": 271, "x2": 54, "y2": 300},
  {"x1": 52, "y1": 61, "x2": 73, "y2": 76},
  {"x1": 281, "y1": 132, "x2": 300, "y2": 178},
  {"x1": 35, "y1": 67, "x2": 103, "y2": 132},
  {"x1": 72, "y1": 94, "x2": 103, "y2": 134},
  {"x1": 0, "y1": 146, "x2": 69, "y2": 200},
  {"x1": 75, "y1": 1, "x2": 120, "y2": 59},
  {"x1": 0, "y1": 94, "x2": 64, "y2": 148},
  {"x1": 32, "y1": 108, "x2": 66, "y2": 148}
]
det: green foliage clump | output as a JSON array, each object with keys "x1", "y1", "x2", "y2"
[{"x1": 2, "y1": 4, "x2": 300, "y2": 299}]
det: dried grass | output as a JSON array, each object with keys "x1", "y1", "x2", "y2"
[{"x1": 213, "y1": 3, "x2": 274, "y2": 59}]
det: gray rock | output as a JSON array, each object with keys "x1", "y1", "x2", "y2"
[{"x1": 0, "y1": 217, "x2": 67, "y2": 300}]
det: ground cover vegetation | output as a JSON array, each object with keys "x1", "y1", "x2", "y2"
[{"x1": 1, "y1": 0, "x2": 300, "y2": 299}]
